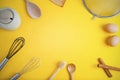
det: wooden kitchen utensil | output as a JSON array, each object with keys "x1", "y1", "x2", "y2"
[{"x1": 50, "y1": 0, "x2": 66, "y2": 7}]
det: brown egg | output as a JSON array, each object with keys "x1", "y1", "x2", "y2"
[
  {"x1": 104, "y1": 23, "x2": 119, "y2": 33},
  {"x1": 106, "y1": 35, "x2": 120, "y2": 47}
]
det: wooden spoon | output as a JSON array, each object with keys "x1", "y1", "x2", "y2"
[
  {"x1": 25, "y1": 0, "x2": 41, "y2": 19},
  {"x1": 67, "y1": 63, "x2": 76, "y2": 80}
]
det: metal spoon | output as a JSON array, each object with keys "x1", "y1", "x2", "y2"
[
  {"x1": 25, "y1": 0, "x2": 41, "y2": 19},
  {"x1": 67, "y1": 63, "x2": 76, "y2": 80}
]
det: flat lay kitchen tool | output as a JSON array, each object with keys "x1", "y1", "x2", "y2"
[
  {"x1": 24, "y1": 0, "x2": 41, "y2": 19},
  {"x1": 49, "y1": 61, "x2": 66, "y2": 80},
  {"x1": 10, "y1": 57, "x2": 40, "y2": 80},
  {"x1": 0, "y1": 37, "x2": 25, "y2": 70},
  {"x1": 67, "y1": 63, "x2": 76, "y2": 80},
  {"x1": 0, "y1": 8, "x2": 21, "y2": 30},
  {"x1": 0, "y1": 0, "x2": 120, "y2": 80},
  {"x1": 82, "y1": 0, "x2": 120, "y2": 18}
]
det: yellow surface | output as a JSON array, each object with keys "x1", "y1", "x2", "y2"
[{"x1": 0, "y1": 0, "x2": 120, "y2": 80}]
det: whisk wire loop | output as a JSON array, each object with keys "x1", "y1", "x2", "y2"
[
  {"x1": 6, "y1": 37, "x2": 25, "y2": 59},
  {"x1": 20, "y1": 57, "x2": 40, "y2": 74}
]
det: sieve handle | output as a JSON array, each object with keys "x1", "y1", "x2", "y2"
[
  {"x1": 0, "y1": 58, "x2": 8, "y2": 70},
  {"x1": 10, "y1": 73, "x2": 21, "y2": 80}
]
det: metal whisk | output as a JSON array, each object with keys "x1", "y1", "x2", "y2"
[
  {"x1": 10, "y1": 57, "x2": 40, "y2": 80},
  {"x1": 0, "y1": 37, "x2": 25, "y2": 70}
]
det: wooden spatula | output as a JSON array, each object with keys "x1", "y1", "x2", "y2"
[{"x1": 50, "y1": 0, "x2": 66, "y2": 7}]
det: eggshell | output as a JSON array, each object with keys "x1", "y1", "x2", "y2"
[
  {"x1": 107, "y1": 35, "x2": 120, "y2": 47},
  {"x1": 104, "y1": 23, "x2": 118, "y2": 33}
]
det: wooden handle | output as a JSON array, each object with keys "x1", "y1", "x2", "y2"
[{"x1": 70, "y1": 73, "x2": 74, "y2": 80}]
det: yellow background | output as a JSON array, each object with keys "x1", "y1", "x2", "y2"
[{"x1": 0, "y1": 0, "x2": 120, "y2": 80}]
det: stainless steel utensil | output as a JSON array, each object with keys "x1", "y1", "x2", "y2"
[
  {"x1": 0, "y1": 37, "x2": 25, "y2": 70},
  {"x1": 10, "y1": 57, "x2": 40, "y2": 80},
  {"x1": 82, "y1": 0, "x2": 120, "y2": 18}
]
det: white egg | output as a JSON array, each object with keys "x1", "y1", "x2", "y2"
[
  {"x1": 104, "y1": 23, "x2": 119, "y2": 33},
  {"x1": 107, "y1": 35, "x2": 120, "y2": 47}
]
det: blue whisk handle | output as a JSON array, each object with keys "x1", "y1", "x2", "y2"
[
  {"x1": 10, "y1": 73, "x2": 21, "y2": 80},
  {"x1": 0, "y1": 58, "x2": 8, "y2": 70}
]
